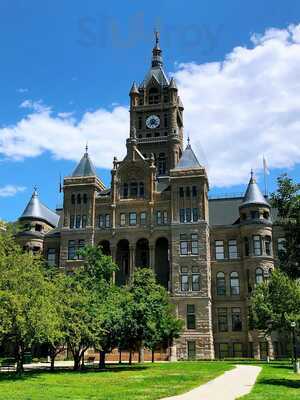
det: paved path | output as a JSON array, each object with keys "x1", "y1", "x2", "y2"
[{"x1": 161, "y1": 365, "x2": 261, "y2": 400}]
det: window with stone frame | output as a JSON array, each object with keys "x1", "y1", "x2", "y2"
[
  {"x1": 82, "y1": 215, "x2": 87, "y2": 228},
  {"x1": 180, "y1": 234, "x2": 199, "y2": 256},
  {"x1": 47, "y1": 248, "x2": 56, "y2": 266},
  {"x1": 148, "y1": 87, "x2": 160, "y2": 104},
  {"x1": 105, "y1": 214, "x2": 110, "y2": 228},
  {"x1": 120, "y1": 213, "x2": 126, "y2": 226},
  {"x1": 75, "y1": 215, "x2": 81, "y2": 229},
  {"x1": 70, "y1": 215, "x2": 75, "y2": 229},
  {"x1": 180, "y1": 267, "x2": 189, "y2": 291},
  {"x1": 180, "y1": 208, "x2": 185, "y2": 223},
  {"x1": 230, "y1": 271, "x2": 240, "y2": 295},
  {"x1": 98, "y1": 214, "x2": 104, "y2": 228},
  {"x1": 192, "y1": 185, "x2": 197, "y2": 197},
  {"x1": 129, "y1": 212, "x2": 137, "y2": 226},
  {"x1": 191, "y1": 267, "x2": 200, "y2": 291},
  {"x1": 130, "y1": 182, "x2": 138, "y2": 197},
  {"x1": 140, "y1": 212, "x2": 146, "y2": 225},
  {"x1": 219, "y1": 343, "x2": 229, "y2": 358},
  {"x1": 216, "y1": 272, "x2": 226, "y2": 295},
  {"x1": 217, "y1": 308, "x2": 228, "y2": 332},
  {"x1": 186, "y1": 304, "x2": 196, "y2": 329},
  {"x1": 192, "y1": 208, "x2": 199, "y2": 222},
  {"x1": 83, "y1": 193, "x2": 87, "y2": 204},
  {"x1": 163, "y1": 210, "x2": 168, "y2": 224},
  {"x1": 244, "y1": 237, "x2": 250, "y2": 256},
  {"x1": 233, "y1": 343, "x2": 243, "y2": 358},
  {"x1": 255, "y1": 267, "x2": 264, "y2": 285},
  {"x1": 228, "y1": 239, "x2": 238, "y2": 259},
  {"x1": 265, "y1": 235, "x2": 272, "y2": 256},
  {"x1": 123, "y1": 183, "x2": 128, "y2": 198},
  {"x1": 215, "y1": 240, "x2": 225, "y2": 260},
  {"x1": 139, "y1": 182, "x2": 145, "y2": 197},
  {"x1": 277, "y1": 237, "x2": 286, "y2": 253},
  {"x1": 68, "y1": 239, "x2": 85, "y2": 260},
  {"x1": 253, "y1": 235, "x2": 262, "y2": 256},
  {"x1": 191, "y1": 234, "x2": 199, "y2": 255},
  {"x1": 71, "y1": 194, "x2": 75, "y2": 204},
  {"x1": 180, "y1": 235, "x2": 189, "y2": 255},
  {"x1": 232, "y1": 307, "x2": 242, "y2": 331},
  {"x1": 156, "y1": 210, "x2": 162, "y2": 225}
]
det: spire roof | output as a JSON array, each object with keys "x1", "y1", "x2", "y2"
[
  {"x1": 140, "y1": 32, "x2": 169, "y2": 87},
  {"x1": 130, "y1": 81, "x2": 139, "y2": 94},
  {"x1": 20, "y1": 188, "x2": 59, "y2": 227},
  {"x1": 72, "y1": 147, "x2": 97, "y2": 177},
  {"x1": 174, "y1": 142, "x2": 202, "y2": 170},
  {"x1": 169, "y1": 77, "x2": 177, "y2": 89},
  {"x1": 240, "y1": 171, "x2": 270, "y2": 208}
]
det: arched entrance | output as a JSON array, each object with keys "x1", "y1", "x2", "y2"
[
  {"x1": 116, "y1": 239, "x2": 130, "y2": 286},
  {"x1": 135, "y1": 238, "x2": 149, "y2": 268},
  {"x1": 155, "y1": 237, "x2": 170, "y2": 289},
  {"x1": 99, "y1": 240, "x2": 111, "y2": 256}
]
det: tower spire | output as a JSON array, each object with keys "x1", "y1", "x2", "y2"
[{"x1": 152, "y1": 30, "x2": 163, "y2": 68}]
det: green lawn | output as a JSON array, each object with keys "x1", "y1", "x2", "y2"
[
  {"x1": 0, "y1": 362, "x2": 232, "y2": 400},
  {"x1": 239, "y1": 361, "x2": 300, "y2": 400}
]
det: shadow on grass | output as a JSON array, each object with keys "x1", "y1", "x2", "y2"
[
  {"x1": 0, "y1": 364, "x2": 148, "y2": 382},
  {"x1": 260, "y1": 378, "x2": 300, "y2": 389}
]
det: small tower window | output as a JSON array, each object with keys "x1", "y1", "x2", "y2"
[
  {"x1": 138, "y1": 116, "x2": 142, "y2": 129},
  {"x1": 130, "y1": 182, "x2": 138, "y2": 197},
  {"x1": 192, "y1": 186, "x2": 197, "y2": 197},
  {"x1": 123, "y1": 183, "x2": 128, "y2": 199},
  {"x1": 230, "y1": 272, "x2": 240, "y2": 295},
  {"x1": 186, "y1": 187, "x2": 191, "y2": 197},
  {"x1": 71, "y1": 194, "x2": 75, "y2": 205},
  {"x1": 77, "y1": 194, "x2": 81, "y2": 204},
  {"x1": 83, "y1": 194, "x2": 87, "y2": 204},
  {"x1": 139, "y1": 182, "x2": 145, "y2": 197},
  {"x1": 148, "y1": 87, "x2": 160, "y2": 104},
  {"x1": 255, "y1": 268, "x2": 264, "y2": 285}
]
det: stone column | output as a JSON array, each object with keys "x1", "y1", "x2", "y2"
[
  {"x1": 129, "y1": 245, "x2": 135, "y2": 279},
  {"x1": 149, "y1": 243, "x2": 155, "y2": 270}
]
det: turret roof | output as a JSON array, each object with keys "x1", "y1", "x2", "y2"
[
  {"x1": 174, "y1": 141, "x2": 202, "y2": 170},
  {"x1": 72, "y1": 147, "x2": 97, "y2": 177},
  {"x1": 240, "y1": 171, "x2": 270, "y2": 208}
]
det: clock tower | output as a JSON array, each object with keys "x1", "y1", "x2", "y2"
[{"x1": 129, "y1": 32, "x2": 184, "y2": 176}]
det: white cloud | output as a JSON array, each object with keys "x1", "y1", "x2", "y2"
[
  {"x1": 1, "y1": 24, "x2": 300, "y2": 187},
  {"x1": 17, "y1": 88, "x2": 29, "y2": 93},
  {"x1": 0, "y1": 185, "x2": 26, "y2": 197}
]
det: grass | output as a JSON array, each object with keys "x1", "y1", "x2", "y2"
[
  {"x1": 239, "y1": 361, "x2": 300, "y2": 400},
  {"x1": 0, "y1": 361, "x2": 232, "y2": 400}
]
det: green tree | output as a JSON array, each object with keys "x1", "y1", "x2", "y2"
[
  {"x1": 0, "y1": 235, "x2": 56, "y2": 373},
  {"x1": 250, "y1": 269, "x2": 300, "y2": 334},
  {"x1": 271, "y1": 174, "x2": 300, "y2": 279}
]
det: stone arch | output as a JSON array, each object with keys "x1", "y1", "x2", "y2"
[
  {"x1": 116, "y1": 239, "x2": 130, "y2": 286},
  {"x1": 135, "y1": 238, "x2": 149, "y2": 268},
  {"x1": 155, "y1": 237, "x2": 170, "y2": 289},
  {"x1": 99, "y1": 240, "x2": 111, "y2": 256}
]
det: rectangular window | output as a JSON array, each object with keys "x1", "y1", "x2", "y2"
[
  {"x1": 187, "y1": 304, "x2": 196, "y2": 329},
  {"x1": 192, "y1": 186, "x2": 197, "y2": 197},
  {"x1": 253, "y1": 235, "x2": 262, "y2": 256},
  {"x1": 186, "y1": 187, "x2": 191, "y2": 197},
  {"x1": 105, "y1": 214, "x2": 110, "y2": 228},
  {"x1": 68, "y1": 240, "x2": 76, "y2": 260},
  {"x1": 98, "y1": 214, "x2": 104, "y2": 228},
  {"x1": 277, "y1": 238, "x2": 286, "y2": 253},
  {"x1": 81, "y1": 215, "x2": 87, "y2": 229},
  {"x1": 191, "y1": 234, "x2": 199, "y2": 255},
  {"x1": 164, "y1": 113, "x2": 168, "y2": 128},
  {"x1": 179, "y1": 187, "x2": 184, "y2": 198},
  {"x1": 180, "y1": 240, "x2": 188, "y2": 255},
  {"x1": 228, "y1": 239, "x2": 238, "y2": 259},
  {"x1": 216, "y1": 272, "x2": 226, "y2": 296},
  {"x1": 70, "y1": 215, "x2": 75, "y2": 229},
  {"x1": 75, "y1": 215, "x2": 81, "y2": 229},
  {"x1": 138, "y1": 116, "x2": 142, "y2": 129},
  {"x1": 140, "y1": 212, "x2": 146, "y2": 225},
  {"x1": 180, "y1": 208, "x2": 185, "y2": 223},
  {"x1": 265, "y1": 236, "x2": 271, "y2": 256},
  {"x1": 47, "y1": 248, "x2": 56, "y2": 266},
  {"x1": 215, "y1": 240, "x2": 225, "y2": 260},
  {"x1": 192, "y1": 208, "x2": 199, "y2": 222},
  {"x1": 217, "y1": 308, "x2": 228, "y2": 332},
  {"x1": 129, "y1": 212, "x2": 137, "y2": 226},
  {"x1": 219, "y1": 343, "x2": 229, "y2": 359},
  {"x1": 120, "y1": 213, "x2": 126, "y2": 226},
  {"x1": 251, "y1": 210, "x2": 259, "y2": 219},
  {"x1": 233, "y1": 343, "x2": 243, "y2": 358},
  {"x1": 192, "y1": 268, "x2": 200, "y2": 291},
  {"x1": 130, "y1": 182, "x2": 138, "y2": 197},
  {"x1": 180, "y1": 273, "x2": 189, "y2": 292},
  {"x1": 232, "y1": 308, "x2": 242, "y2": 332},
  {"x1": 186, "y1": 208, "x2": 191, "y2": 222},
  {"x1": 163, "y1": 211, "x2": 168, "y2": 224},
  {"x1": 187, "y1": 341, "x2": 196, "y2": 360},
  {"x1": 156, "y1": 211, "x2": 162, "y2": 225},
  {"x1": 77, "y1": 239, "x2": 85, "y2": 259}
]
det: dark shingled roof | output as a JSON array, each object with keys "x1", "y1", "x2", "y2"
[
  {"x1": 174, "y1": 143, "x2": 201, "y2": 170},
  {"x1": 19, "y1": 190, "x2": 59, "y2": 227},
  {"x1": 209, "y1": 197, "x2": 243, "y2": 226},
  {"x1": 72, "y1": 151, "x2": 97, "y2": 177},
  {"x1": 240, "y1": 173, "x2": 270, "y2": 208}
]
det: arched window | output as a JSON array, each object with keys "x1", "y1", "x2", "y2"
[
  {"x1": 255, "y1": 268, "x2": 264, "y2": 285},
  {"x1": 216, "y1": 272, "x2": 226, "y2": 296},
  {"x1": 230, "y1": 272, "x2": 240, "y2": 295},
  {"x1": 77, "y1": 194, "x2": 81, "y2": 204}
]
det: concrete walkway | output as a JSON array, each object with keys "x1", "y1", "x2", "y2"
[{"x1": 161, "y1": 365, "x2": 261, "y2": 400}]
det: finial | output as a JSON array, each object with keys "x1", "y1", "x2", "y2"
[
  {"x1": 187, "y1": 136, "x2": 190, "y2": 146},
  {"x1": 85, "y1": 142, "x2": 88, "y2": 154},
  {"x1": 154, "y1": 29, "x2": 160, "y2": 48},
  {"x1": 33, "y1": 186, "x2": 38, "y2": 196}
]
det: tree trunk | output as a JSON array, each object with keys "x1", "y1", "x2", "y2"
[
  {"x1": 152, "y1": 349, "x2": 155, "y2": 363},
  {"x1": 81, "y1": 351, "x2": 85, "y2": 369},
  {"x1": 73, "y1": 353, "x2": 81, "y2": 371},
  {"x1": 99, "y1": 351, "x2": 106, "y2": 369},
  {"x1": 119, "y1": 350, "x2": 122, "y2": 364},
  {"x1": 139, "y1": 343, "x2": 144, "y2": 364},
  {"x1": 129, "y1": 350, "x2": 132, "y2": 365},
  {"x1": 16, "y1": 344, "x2": 24, "y2": 374},
  {"x1": 50, "y1": 354, "x2": 55, "y2": 371}
]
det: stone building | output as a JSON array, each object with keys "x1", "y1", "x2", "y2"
[{"x1": 17, "y1": 36, "x2": 286, "y2": 360}]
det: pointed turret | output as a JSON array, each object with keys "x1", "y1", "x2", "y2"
[
  {"x1": 72, "y1": 145, "x2": 97, "y2": 178},
  {"x1": 240, "y1": 171, "x2": 270, "y2": 208},
  {"x1": 174, "y1": 140, "x2": 202, "y2": 170},
  {"x1": 129, "y1": 81, "x2": 139, "y2": 95},
  {"x1": 20, "y1": 188, "x2": 59, "y2": 227},
  {"x1": 169, "y1": 77, "x2": 178, "y2": 90}
]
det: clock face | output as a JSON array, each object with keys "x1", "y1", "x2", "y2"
[{"x1": 146, "y1": 115, "x2": 160, "y2": 129}]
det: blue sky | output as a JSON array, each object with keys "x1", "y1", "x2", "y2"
[{"x1": 1, "y1": 0, "x2": 300, "y2": 221}]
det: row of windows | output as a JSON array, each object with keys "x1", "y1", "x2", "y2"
[
  {"x1": 241, "y1": 210, "x2": 270, "y2": 221},
  {"x1": 179, "y1": 186, "x2": 198, "y2": 198},
  {"x1": 97, "y1": 211, "x2": 169, "y2": 228},
  {"x1": 216, "y1": 271, "x2": 240, "y2": 295},
  {"x1": 217, "y1": 307, "x2": 242, "y2": 332},
  {"x1": 70, "y1": 215, "x2": 87, "y2": 229},
  {"x1": 71, "y1": 193, "x2": 88, "y2": 205},
  {"x1": 214, "y1": 235, "x2": 272, "y2": 260},
  {"x1": 218, "y1": 343, "x2": 244, "y2": 359},
  {"x1": 180, "y1": 267, "x2": 200, "y2": 292},
  {"x1": 179, "y1": 208, "x2": 199, "y2": 223},
  {"x1": 122, "y1": 182, "x2": 144, "y2": 199},
  {"x1": 98, "y1": 214, "x2": 111, "y2": 228},
  {"x1": 68, "y1": 240, "x2": 85, "y2": 260},
  {"x1": 180, "y1": 234, "x2": 199, "y2": 256},
  {"x1": 215, "y1": 240, "x2": 238, "y2": 260}
]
